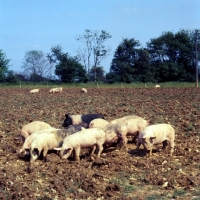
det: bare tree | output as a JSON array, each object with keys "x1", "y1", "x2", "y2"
[
  {"x1": 21, "y1": 50, "x2": 52, "y2": 81},
  {"x1": 76, "y1": 29, "x2": 112, "y2": 81}
]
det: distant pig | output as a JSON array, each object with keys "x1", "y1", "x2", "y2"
[
  {"x1": 17, "y1": 121, "x2": 52, "y2": 142},
  {"x1": 136, "y1": 123, "x2": 175, "y2": 156},
  {"x1": 81, "y1": 88, "x2": 87, "y2": 93},
  {"x1": 49, "y1": 87, "x2": 63, "y2": 93},
  {"x1": 55, "y1": 128, "x2": 106, "y2": 162},
  {"x1": 89, "y1": 118, "x2": 109, "y2": 129},
  {"x1": 30, "y1": 89, "x2": 39, "y2": 94},
  {"x1": 62, "y1": 113, "x2": 104, "y2": 128},
  {"x1": 104, "y1": 116, "x2": 149, "y2": 148}
]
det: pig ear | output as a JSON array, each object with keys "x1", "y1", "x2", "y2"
[
  {"x1": 150, "y1": 131, "x2": 156, "y2": 139},
  {"x1": 54, "y1": 147, "x2": 61, "y2": 151},
  {"x1": 65, "y1": 114, "x2": 69, "y2": 118}
]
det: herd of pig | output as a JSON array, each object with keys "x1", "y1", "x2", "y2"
[
  {"x1": 17, "y1": 113, "x2": 175, "y2": 172},
  {"x1": 30, "y1": 87, "x2": 88, "y2": 94}
]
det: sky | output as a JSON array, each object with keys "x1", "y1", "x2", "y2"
[{"x1": 0, "y1": 0, "x2": 199, "y2": 74}]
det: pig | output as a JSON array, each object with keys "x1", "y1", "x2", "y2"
[
  {"x1": 62, "y1": 113, "x2": 104, "y2": 128},
  {"x1": 49, "y1": 87, "x2": 63, "y2": 93},
  {"x1": 109, "y1": 115, "x2": 140, "y2": 125},
  {"x1": 19, "y1": 125, "x2": 83, "y2": 155},
  {"x1": 136, "y1": 123, "x2": 175, "y2": 156},
  {"x1": 81, "y1": 88, "x2": 87, "y2": 93},
  {"x1": 30, "y1": 89, "x2": 39, "y2": 94},
  {"x1": 89, "y1": 118, "x2": 109, "y2": 129},
  {"x1": 19, "y1": 127, "x2": 57, "y2": 156},
  {"x1": 55, "y1": 128, "x2": 106, "y2": 162},
  {"x1": 19, "y1": 125, "x2": 83, "y2": 171},
  {"x1": 17, "y1": 121, "x2": 52, "y2": 142},
  {"x1": 104, "y1": 116, "x2": 149, "y2": 148},
  {"x1": 155, "y1": 85, "x2": 161, "y2": 88}
]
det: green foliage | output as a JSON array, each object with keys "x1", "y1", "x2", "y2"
[
  {"x1": 48, "y1": 45, "x2": 87, "y2": 83},
  {"x1": 0, "y1": 49, "x2": 10, "y2": 82},
  {"x1": 5, "y1": 70, "x2": 19, "y2": 83},
  {"x1": 147, "y1": 30, "x2": 196, "y2": 82},
  {"x1": 110, "y1": 38, "x2": 141, "y2": 83},
  {"x1": 89, "y1": 66, "x2": 105, "y2": 81},
  {"x1": 107, "y1": 29, "x2": 200, "y2": 83}
]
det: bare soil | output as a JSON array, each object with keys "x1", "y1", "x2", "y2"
[{"x1": 0, "y1": 87, "x2": 199, "y2": 200}]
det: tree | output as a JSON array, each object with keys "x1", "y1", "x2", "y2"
[
  {"x1": 147, "y1": 30, "x2": 196, "y2": 82},
  {"x1": 0, "y1": 49, "x2": 10, "y2": 82},
  {"x1": 76, "y1": 29, "x2": 112, "y2": 81},
  {"x1": 48, "y1": 45, "x2": 87, "y2": 83},
  {"x1": 22, "y1": 50, "x2": 52, "y2": 82},
  {"x1": 134, "y1": 48, "x2": 156, "y2": 82},
  {"x1": 5, "y1": 70, "x2": 19, "y2": 83},
  {"x1": 109, "y1": 38, "x2": 141, "y2": 83},
  {"x1": 89, "y1": 66, "x2": 105, "y2": 81}
]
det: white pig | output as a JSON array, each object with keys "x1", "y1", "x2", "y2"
[
  {"x1": 104, "y1": 116, "x2": 149, "y2": 148},
  {"x1": 30, "y1": 89, "x2": 39, "y2": 94},
  {"x1": 89, "y1": 118, "x2": 109, "y2": 129},
  {"x1": 109, "y1": 115, "x2": 140, "y2": 125},
  {"x1": 20, "y1": 127, "x2": 82, "y2": 171},
  {"x1": 55, "y1": 128, "x2": 106, "y2": 162},
  {"x1": 136, "y1": 123, "x2": 175, "y2": 156},
  {"x1": 17, "y1": 121, "x2": 52, "y2": 142},
  {"x1": 49, "y1": 87, "x2": 63, "y2": 93},
  {"x1": 19, "y1": 127, "x2": 57, "y2": 155},
  {"x1": 19, "y1": 125, "x2": 83, "y2": 156},
  {"x1": 81, "y1": 88, "x2": 87, "y2": 93},
  {"x1": 155, "y1": 85, "x2": 161, "y2": 88}
]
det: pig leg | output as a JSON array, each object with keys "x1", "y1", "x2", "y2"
[
  {"x1": 135, "y1": 140, "x2": 142, "y2": 152},
  {"x1": 74, "y1": 147, "x2": 81, "y2": 162},
  {"x1": 42, "y1": 147, "x2": 48, "y2": 162},
  {"x1": 148, "y1": 143, "x2": 154, "y2": 156},
  {"x1": 118, "y1": 131, "x2": 128, "y2": 148},
  {"x1": 96, "y1": 143, "x2": 104, "y2": 157},
  {"x1": 91, "y1": 145, "x2": 97, "y2": 155},
  {"x1": 169, "y1": 141, "x2": 175, "y2": 156},
  {"x1": 132, "y1": 132, "x2": 139, "y2": 144},
  {"x1": 28, "y1": 148, "x2": 41, "y2": 173},
  {"x1": 162, "y1": 140, "x2": 168, "y2": 151}
]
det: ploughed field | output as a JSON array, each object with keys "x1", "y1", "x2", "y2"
[{"x1": 0, "y1": 87, "x2": 199, "y2": 200}]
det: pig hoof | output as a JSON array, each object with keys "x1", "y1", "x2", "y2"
[
  {"x1": 27, "y1": 167, "x2": 32, "y2": 173},
  {"x1": 43, "y1": 158, "x2": 48, "y2": 162}
]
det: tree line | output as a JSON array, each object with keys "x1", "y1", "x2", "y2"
[{"x1": 0, "y1": 29, "x2": 199, "y2": 84}]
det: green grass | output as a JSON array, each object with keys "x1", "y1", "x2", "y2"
[
  {"x1": 173, "y1": 189, "x2": 187, "y2": 196},
  {"x1": 110, "y1": 172, "x2": 136, "y2": 196},
  {"x1": 0, "y1": 81, "x2": 198, "y2": 89}
]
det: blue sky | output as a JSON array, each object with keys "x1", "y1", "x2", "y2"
[{"x1": 0, "y1": 0, "x2": 199, "y2": 74}]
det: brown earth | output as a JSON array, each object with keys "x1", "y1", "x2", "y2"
[{"x1": 0, "y1": 87, "x2": 199, "y2": 200}]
